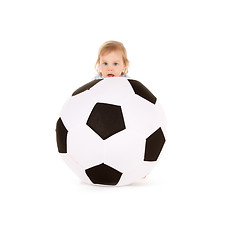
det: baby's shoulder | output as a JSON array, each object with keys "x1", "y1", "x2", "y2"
[
  {"x1": 92, "y1": 74, "x2": 103, "y2": 80},
  {"x1": 92, "y1": 74, "x2": 131, "y2": 80}
]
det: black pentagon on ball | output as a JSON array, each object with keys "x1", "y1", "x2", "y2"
[
  {"x1": 72, "y1": 79, "x2": 103, "y2": 96},
  {"x1": 85, "y1": 163, "x2": 122, "y2": 185},
  {"x1": 87, "y1": 102, "x2": 126, "y2": 140},
  {"x1": 144, "y1": 128, "x2": 165, "y2": 161},
  {"x1": 128, "y1": 79, "x2": 157, "y2": 104},
  {"x1": 56, "y1": 118, "x2": 68, "y2": 153}
]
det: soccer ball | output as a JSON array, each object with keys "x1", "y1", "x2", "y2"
[{"x1": 56, "y1": 77, "x2": 166, "y2": 186}]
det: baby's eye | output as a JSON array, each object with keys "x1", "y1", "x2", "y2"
[
  {"x1": 114, "y1": 63, "x2": 118, "y2": 66},
  {"x1": 103, "y1": 62, "x2": 108, "y2": 66}
]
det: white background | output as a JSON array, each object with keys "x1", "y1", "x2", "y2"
[{"x1": 0, "y1": 0, "x2": 228, "y2": 239}]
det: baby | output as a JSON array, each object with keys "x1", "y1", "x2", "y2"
[
  {"x1": 94, "y1": 40, "x2": 130, "y2": 79},
  {"x1": 94, "y1": 41, "x2": 147, "y2": 180}
]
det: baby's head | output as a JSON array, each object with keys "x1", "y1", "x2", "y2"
[{"x1": 95, "y1": 40, "x2": 129, "y2": 78}]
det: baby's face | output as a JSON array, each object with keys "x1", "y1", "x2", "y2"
[{"x1": 99, "y1": 51, "x2": 125, "y2": 78}]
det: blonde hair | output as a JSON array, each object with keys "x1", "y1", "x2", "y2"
[{"x1": 95, "y1": 40, "x2": 130, "y2": 75}]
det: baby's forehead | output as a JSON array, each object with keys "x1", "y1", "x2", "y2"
[
  {"x1": 101, "y1": 58, "x2": 121, "y2": 62},
  {"x1": 100, "y1": 54, "x2": 123, "y2": 62}
]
